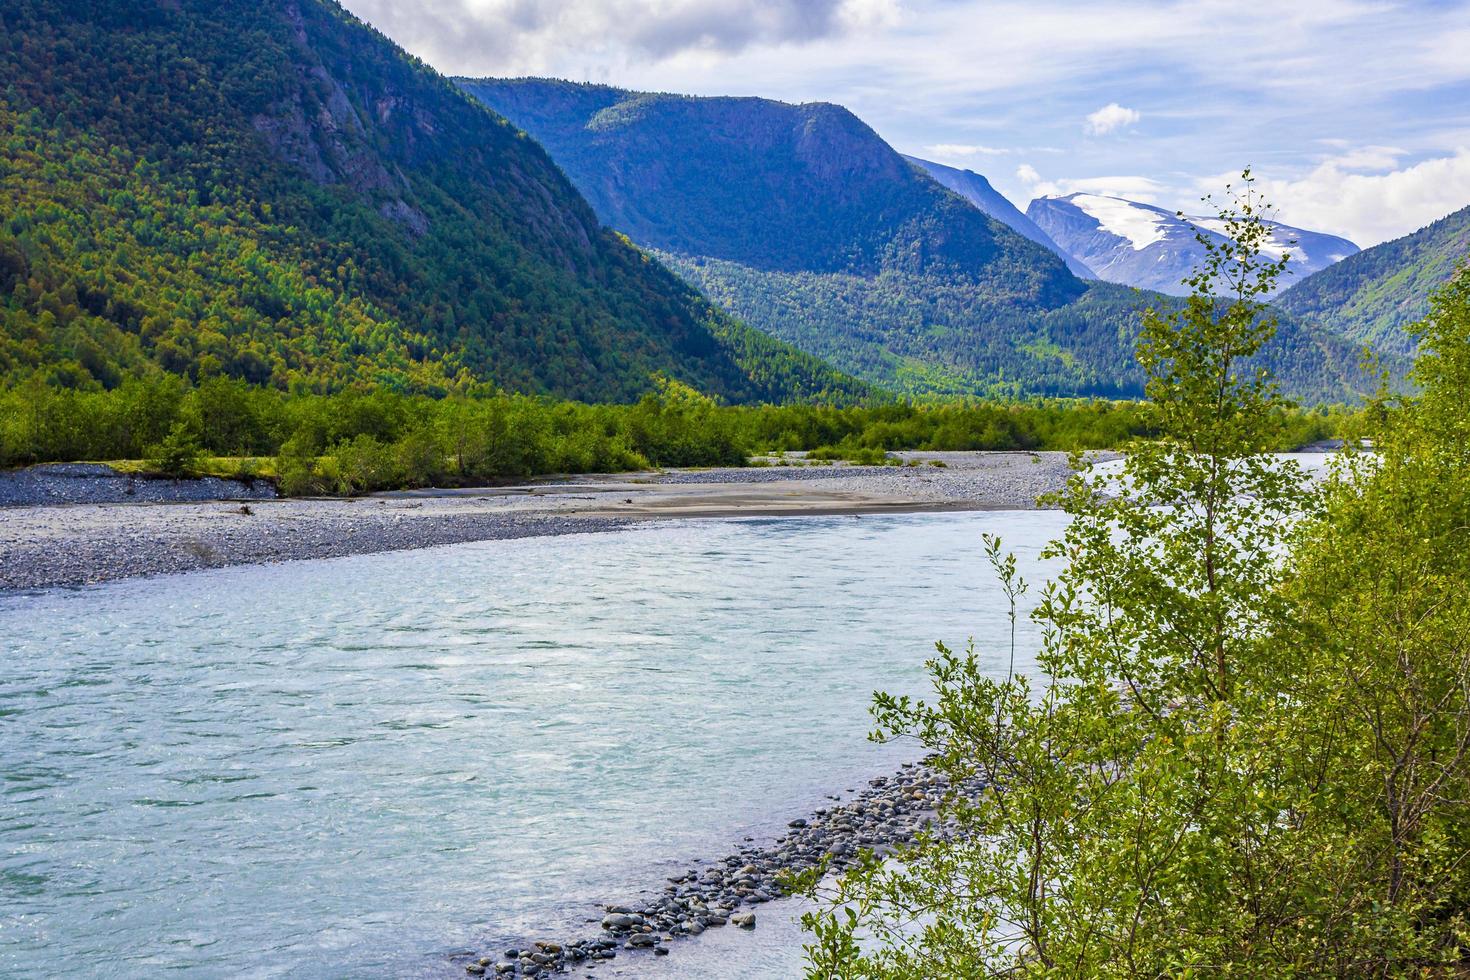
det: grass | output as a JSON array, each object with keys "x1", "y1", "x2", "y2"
[{"x1": 104, "y1": 456, "x2": 278, "y2": 481}]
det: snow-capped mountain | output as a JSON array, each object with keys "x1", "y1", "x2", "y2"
[
  {"x1": 1026, "y1": 193, "x2": 1359, "y2": 296},
  {"x1": 904, "y1": 156, "x2": 1094, "y2": 278}
]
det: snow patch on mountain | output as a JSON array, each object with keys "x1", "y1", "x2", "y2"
[
  {"x1": 1189, "y1": 216, "x2": 1276, "y2": 256},
  {"x1": 1027, "y1": 193, "x2": 1361, "y2": 296},
  {"x1": 1068, "y1": 194, "x2": 1170, "y2": 250},
  {"x1": 1187, "y1": 216, "x2": 1353, "y2": 267}
]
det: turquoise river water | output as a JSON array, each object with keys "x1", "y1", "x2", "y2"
[{"x1": 1, "y1": 510, "x2": 1065, "y2": 978}]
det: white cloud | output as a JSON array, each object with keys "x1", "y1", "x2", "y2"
[
  {"x1": 1327, "y1": 145, "x2": 1407, "y2": 172},
  {"x1": 343, "y1": 0, "x2": 900, "y2": 75},
  {"x1": 837, "y1": 0, "x2": 903, "y2": 29},
  {"x1": 1256, "y1": 149, "x2": 1470, "y2": 246},
  {"x1": 342, "y1": 0, "x2": 1470, "y2": 100},
  {"x1": 925, "y1": 143, "x2": 1008, "y2": 158},
  {"x1": 1017, "y1": 164, "x2": 1166, "y2": 204},
  {"x1": 1421, "y1": 26, "x2": 1470, "y2": 78},
  {"x1": 1084, "y1": 102, "x2": 1141, "y2": 136},
  {"x1": 336, "y1": 0, "x2": 1470, "y2": 247}
]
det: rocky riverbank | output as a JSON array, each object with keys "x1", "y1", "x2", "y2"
[
  {"x1": 0, "y1": 503, "x2": 630, "y2": 592},
  {"x1": 459, "y1": 759, "x2": 976, "y2": 977},
  {"x1": 0, "y1": 451, "x2": 1092, "y2": 592},
  {"x1": 0, "y1": 462, "x2": 276, "y2": 507}
]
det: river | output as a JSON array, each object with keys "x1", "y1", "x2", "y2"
[{"x1": 1, "y1": 510, "x2": 1066, "y2": 978}]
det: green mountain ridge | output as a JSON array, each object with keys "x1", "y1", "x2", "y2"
[
  {"x1": 1276, "y1": 204, "x2": 1470, "y2": 354},
  {"x1": 457, "y1": 78, "x2": 1080, "y2": 294},
  {"x1": 0, "y1": 0, "x2": 865, "y2": 403},
  {"x1": 459, "y1": 76, "x2": 1381, "y2": 402}
]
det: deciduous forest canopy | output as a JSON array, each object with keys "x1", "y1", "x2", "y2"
[{"x1": 0, "y1": 0, "x2": 861, "y2": 403}]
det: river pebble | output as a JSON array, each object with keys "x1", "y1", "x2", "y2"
[
  {"x1": 0, "y1": 463, "x2": 275, "y2": 507},
  {"x1": 462, "y1": 757, "x2": 984, "y2": 975}
]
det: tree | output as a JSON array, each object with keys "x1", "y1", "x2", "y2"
[
  {"x1": 795, "y1": 174, "x2": 1470, "y2": 976},
  {"x1": 145, "y1": 419, "x2": 205, "y2": 478},
  {"x1": 1275, "y1": 266, "x2": 1470, "y2": 970}
]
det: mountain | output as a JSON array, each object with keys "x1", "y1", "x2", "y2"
[
  {"x1": 0, "y1": 0, "x2": 864, "y2": 403},
  {"x1": 457, "y1": 79, "x2": 1080, "y2": 289},
  {"x1": 1276, "y1": 205, "x2": 1470, "y2": 354},
  {"x1": 460, "y1": 78, "x2": 1373, "y2": 401},
  {"x1": 1027, "y1": 194, "x2": 1359, "y2": 298},
  {"x1": 903, "y1": 157, "x2": 1094, "y2": 278}
]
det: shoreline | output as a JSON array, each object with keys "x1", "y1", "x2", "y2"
[
  {"x1": 457, "y1": 756, "x2": 974, "y2": 977},
  {"x1": 0, "y1": 451, "x2": 1090, "y2": 593}
]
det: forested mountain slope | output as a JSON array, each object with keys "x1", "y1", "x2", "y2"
[
  {"x1": 458, "y1": 79, "x2": 1078, "y2": 294},
  {"x1": 1276, "y1": 204, "x2": 1470, "y2": 354},
  {"x1": 0, "y1": 0, "x2": 864, "y2": 403},
  {"x1": 461, "y1": 77, "x2": 1380, "y2": 402},
  {"x1": 904, "y1": 156, "x2": 1094, "y2": 278}
]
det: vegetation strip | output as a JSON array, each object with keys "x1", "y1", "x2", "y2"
[{"x1": 1, "y1": 377, "x2": 1345, "y2": 496}]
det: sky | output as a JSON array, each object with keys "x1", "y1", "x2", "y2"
[{"x1": 339, "y1": 0, "x2": 1470, "y2": 247}]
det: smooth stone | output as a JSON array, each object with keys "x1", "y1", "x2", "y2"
[{"x1": 601, "y1": 913, "x2": 640, "y2": 930}]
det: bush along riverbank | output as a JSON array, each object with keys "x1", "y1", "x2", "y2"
[
  {"x1": 459, "y1": 758, "x2": 982, "y2": 976},
  {"x1": 1, "y1": 373, "x2": 1352, "y2": 496},
  {"x1": 790, "y1": 182, "x2": 1470, "y2": 976}
]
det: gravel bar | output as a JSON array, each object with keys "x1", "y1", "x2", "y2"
[
  {"x1": 0, "y1": 462, "x2": 275, "y2": 507},
  {"x1": 0, "y1": 501, "x2": 628, "y2": 592},
  {"x1": 0, "y1": 451, "x2": 1100, "y2": 593}
]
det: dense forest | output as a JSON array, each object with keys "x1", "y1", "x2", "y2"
[
  {"x1": 0, "y1": 0, "x2": 862, "y2": 403},
  {"x1": 669, "y1": 255, "x2": 1377, "y2": 401},
  {"x1": 1277, "y1": 203, "x2": 1470, "y2": 354},
  {"x1": 461, "y1": 78, "x2": 1381, "y2": 401}
]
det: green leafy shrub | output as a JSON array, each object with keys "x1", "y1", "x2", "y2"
[
  {"x1": 145, "y1": 421, "x2": 205, "y2": 478},
  {"x1": 394, "y1": 428, "x2": 448, "y2": 489},
  {"x1": 328, "y1": 436, "x2": 400, "y2": 496},
  {"x1": 274, "y1": 432, "x2": 327, "y2": 497},
  {"x1": 797, "y1": 176, "x2": 1470, "y2": 976}
]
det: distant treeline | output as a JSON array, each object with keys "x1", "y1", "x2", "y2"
[{"x1": 0, "y1": 376, "x2": 1347, "y2": 495}]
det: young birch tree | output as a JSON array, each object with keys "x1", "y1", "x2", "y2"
[{"x1": 797, "y1": 172, "x2": 1356, "y2": 977}]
